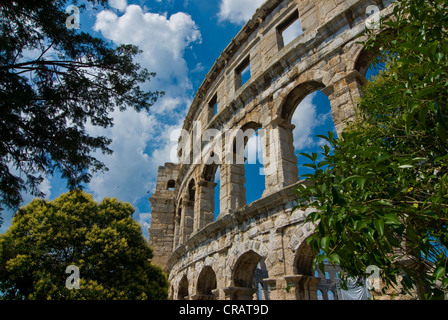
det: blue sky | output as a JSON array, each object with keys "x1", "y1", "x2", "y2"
[{"x1": 0, "y1": 0, "x2": 337, "y2": 238}]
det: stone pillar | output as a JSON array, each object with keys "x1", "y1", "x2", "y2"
[
  {"x1": 263, "y1": 118, "x2": 299, "y2": 196},
  {"x1": 173, "y1": 208, "x2": 181, "y2": 249},
  {"x1": 195, "y1": 179, "x2": 217, "y2": 231},
  {"x1": 262, "y1": 278, "x2": 278, "y2": 300},
  {"x1": 327, "y1": 71, "x2": 365, "y2": 136},
  {"x1": 219, "y1": 163, "x2": 246, "y2": 216},
  {"x1": 284, "y1": 275, "x2": 321, "y2": 300}
]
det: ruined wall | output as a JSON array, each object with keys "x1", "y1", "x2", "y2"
[{"x1": 149, "y1": 0, "x2": 398, "y2": 300}]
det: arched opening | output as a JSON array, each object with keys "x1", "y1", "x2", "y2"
[
  {"x1": 290, "y1": 240, "x2": 321, "y2": 300},
  {"x1": 294, "y1": 240, "x2": 315, "y2": 276},
  {"x1": 230, "y1": 250, "x2": 262, "y2": 300},
  {"x1": 274, "y1": 81, "x2": 336, "y2": 185},
  {"x1": 281, "y1": 81, "x2": 325, "y2": 122},
  {"x1": 196, "y1": 266, "x2": 217, "y2": 300},
  {"x1": 287, "y1": 86, "x2": 336, "y2": 179},
  {"x1": 317, "y1": 289, "x2": 323, "y2": 300},
  {"x1": 178, "y1": 275, "x2": 189, "y2": 300},
  {"x1": 188, "y1": 179, "x2": 195, "y2": 202},
  {"x1": 354, "y1": 47, "x2": 387, "y2": 82},
  {"x1": 178, "y1": 179, "x2": 194, "y2": 243},
  {"x1": 167, "y1": 179, "x2": 175, "y2": 191},
  {"x1": 328, "y1": 290, "x2": 335, "y2": 300},
  {"x1": 199, "y1": 163, "x2": 220, "y2": 224},
  {"x1": 239, "y1": 122, "x2": 265, "y2": 205}
]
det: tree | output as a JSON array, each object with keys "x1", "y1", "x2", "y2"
[
  {"x1": 295, "y1": 0, "x2": 448, "y2": 299},
  {"x1": 0, "y1": 0, "x2": 162, "y2": 220},
  {"x1": 0, "y1": 190, "x2": 169, "y2": 299}
]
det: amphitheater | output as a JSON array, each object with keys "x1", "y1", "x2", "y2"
[{"x1": 148, "y1": 0, "x2": 395, "y2": 300}]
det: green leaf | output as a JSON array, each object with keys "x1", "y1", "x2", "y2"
[
  {"x1": 299, "y1": 153, "x2": 315, "y2": 161},
  {"x1": 356, "y1": 177, "x2": 366, "y2": 190},
  {"x1": 375, "y1": 154, "x2": 391, "y2": 164},
  {"x1": 321, "y1": 237, "x2": 330, "y2": 251},
  {"x1": 318, "y1": 161, "x2": 331, "y2": 169},
  {"x1": 341, "y1": 175, "x2": 362, "y2": 184},
  {"x1": 322, "y1": 144, "x2": 331, "y2": 156},
  {"x1": 373, "y1": 219, "x2": 385, "y2": 237},
  {"x1": 434, "y1": 266, "x2": 445, "y2": 281},
  {"x1": 375, "y1": 199, "x2": 393, "y2": 206},
  {"x1": 398, "y1": 164, "x2": 414, "y2": 169},
  {"x1": 303, "y1": 163, "x2": 317, "y2": 170},
  {"x1": 328, "y1": 253, "x2": 340, "y2": 264},
  {"x1": 385, "y1": 213, "x2": 401, "y2": 225}
]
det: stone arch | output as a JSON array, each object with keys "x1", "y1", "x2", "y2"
[
  {"x1": 284, "y1": 239, "x2": 320, "y2": 300},
  {"x1": 272, "y1": 68, "x2": 332, "y2": 119},
  {"x1": 194, "y1": 162, "x2": 219, "y2": 225},
  {"x1": 177, "y1": 275, "x2": 189, "y2": 300},
  {"x1": 202, "y1": 162, "x2": 219, "y2": 183},
  {"x1": 167, "y1": 179, "x2": 175, "y2": 190},
  {"x1": 354, "y1": 46, "x2": 378, "y2": 78},
  {"x1": 233, "y1": 121, "x2": 265, "y2": 205},
  {"x1": 195, "y1": 266, "x2": 218, "y2": 300},
  {"x1": 233, "y1": 121, "x2": 262, "y2": 159},
  {"x1": 280, "y1": 80, "x2": 327, "y2": 122},
  {"x1": 179, "y1": 180, "x2": 195, "y2": 243},
  {"x1": 293, "y1": 240, "x2": 315, "y2": 276},
  {"x1": 349, "y1": 27, "x2": 392, "y2": 78},
  {"x1": 188, "y1": 178, "x2": 195, "y2": 202},
  {"x1": 227, "y1": 250, "x2": 263, "y2": 300},
  {"x1": 263, "y1": 79, "x2": 332, "y2": 192},
  {"x1": 232, "y1": 250, "x2": 262, "y2": 287}
]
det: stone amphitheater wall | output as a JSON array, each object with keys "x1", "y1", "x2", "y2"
[{"x1": 148, "y1": 0, "x2": 396, "y2": 300}]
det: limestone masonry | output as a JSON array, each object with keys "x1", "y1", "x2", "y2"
[{"x1": 148, "y1": 0, "x2": 409, "y2": 300}]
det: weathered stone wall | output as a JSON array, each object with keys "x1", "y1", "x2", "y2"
[{"x1": 149, "y1": 0, "x2": 399, "y2": 300}]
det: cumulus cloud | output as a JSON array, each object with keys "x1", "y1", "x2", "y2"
[
  {"x1": 94, "y1": 5, "x2": 201, "y2": 96},
  {"x1": 88, "y1": 4, "x2": 201, "y2": 235},
  {"x1": 291, "y1": 92, "x2": 332, "y2": 151},
  {"x1": 108, "y1": 0, "x2": 127, "y2": 12},
  {"x1": 218, "y1": 0, "x2": 264, "y2": 25}
]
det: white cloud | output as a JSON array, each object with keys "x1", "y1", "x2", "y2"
[
  {"x1": 137, "y1": 212, "x2": 152, "y2": 235},
  {"x1": 87, "y1": 4, "x2": 201, "y2": 234},
  {"x1": 108, "y1": 0, "x2": 127, "y2": 12},
  {"x1": 218, "y1": 0, "x2": 264, "y2": 25},
  {"x1": 94, "y1": 5, "x2": 201, "y2": 96},
  {"x1": 291, "y1": 92, "x2": 331, "y2": 151}
]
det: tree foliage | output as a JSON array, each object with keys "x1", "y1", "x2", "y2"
[
  {"x1": 0, "y1": 0, "x2": 162, "y2": 218},
  {"x1": 0, "y1": 190, "x2": 169, "y2": 299},
  {"x1": 295, "y1": 0, "x2": 448, "y2": 299}
]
